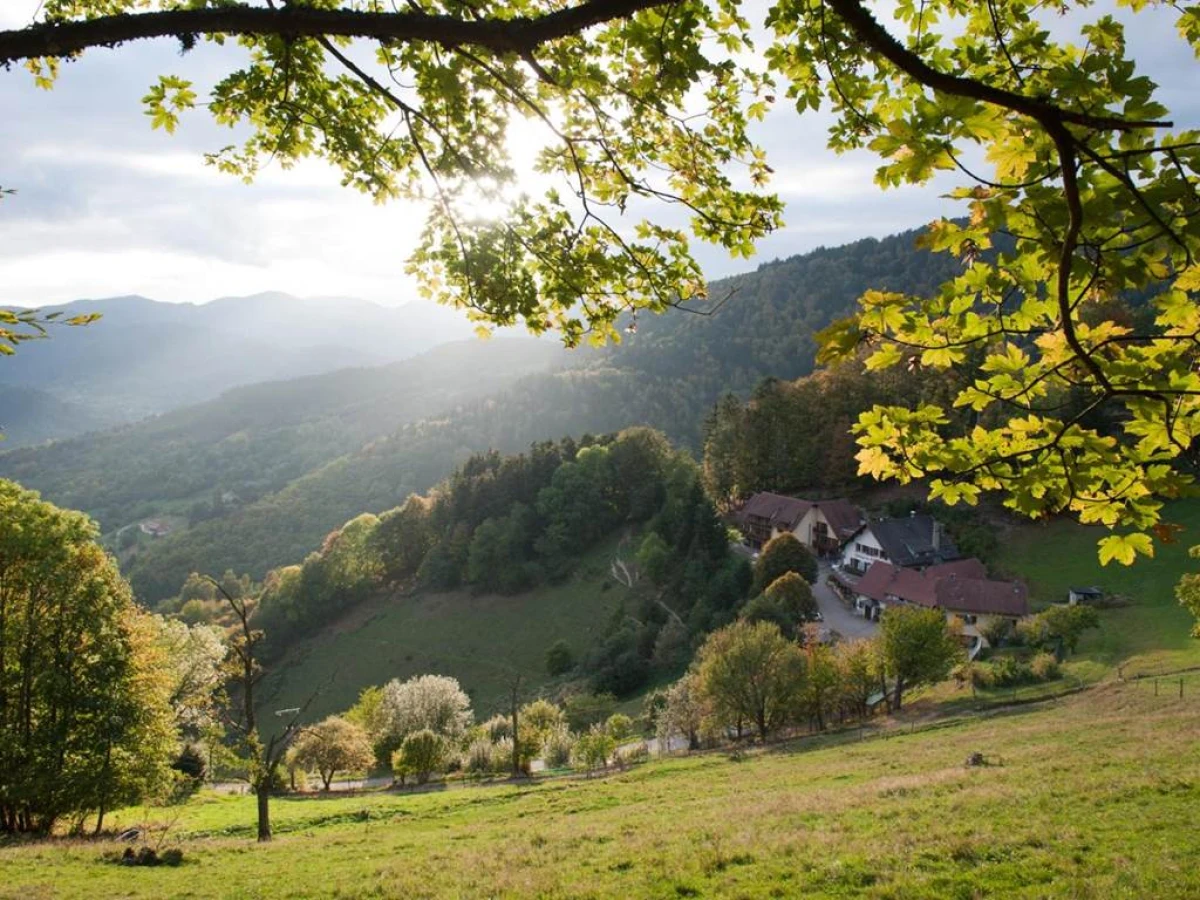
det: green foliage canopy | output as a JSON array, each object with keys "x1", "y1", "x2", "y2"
[
  {"x1": 752, "y1": 533, "x2": 817, "y2": 594},
  {"x1": 878, "y1": 605, "x2": 962, "y2": 710},
  {"x1": 694, "y1": 619, "x2": 806, "y2": 741},
  {"x1": 0, "y1": 480, "x2": 176, "y2": 834},
  {"x1": 292, "y1": 716, "x2": 375, "y2": 790}
]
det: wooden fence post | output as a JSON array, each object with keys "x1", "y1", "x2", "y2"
[
  {"x1": 1180, "y1": 678, "x2": 1184, "y2": 699},
  {"x1": 1155, "y1": 678, "x2": 1159, "y2": 697}
]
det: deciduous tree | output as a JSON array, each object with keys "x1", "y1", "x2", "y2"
[
  {"x1": 379, "y1": 674, "x2": 474, "y2": 750},
  {"x1": 0, "y1": 480, "x2": 176, "y2": 835},
  {"x1": 878, "y1": 606, "x2": 962, "y2": 710},
  {"x1": 694, "y1": 620, "x2": 806, "y2": 742},
  {"x1": 752, "y1": 534, "x2": 818, "y2": 594},
  {"x1": 291, "y1": 716, "x2": 375, "y2": 791},
  {"x1": 741, "y1": 571, "x2": 818, "y2": 638},
  {"x1": 4, "y1": 1, "x2": 1197, "y2": 561}
]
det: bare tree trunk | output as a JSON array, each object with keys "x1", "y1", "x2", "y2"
[
  {"x1": 509, "y1": 676, "x2": 522, "y2": 776},
  {"x1": 256, "y1": 785, "x2": 271, "y2": 842}
]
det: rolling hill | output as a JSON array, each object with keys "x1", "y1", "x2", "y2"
[
  {"x1": 0, "y1": 337, "x2": 563, "y2": 537},
  {"x1": 257, "y1": 534, "x2": 628, "y2": 724},
  {"x1": 115, "y1": 227, "x2": 960, "y2": 600},
  {"x1": 5, "y1": 674, "x2": 1198, "y2": 898},
  {"x1": 0, "y1": 291, "x2": 483, "y2": 445}
]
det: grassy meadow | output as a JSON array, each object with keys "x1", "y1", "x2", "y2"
[
  {"x1": 4, "y1": 677, "x2": 1199, "y2": 899},
  {"x1": 995, "y1": 501, "x2": 1200, "y2": 679},
  {"x1": 257, "y1": 534, "x2": 629, "y2": 722}
]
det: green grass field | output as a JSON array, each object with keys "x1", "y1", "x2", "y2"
[
  {"x1": 5, "y1": 678, "x2": 1200, "y2": 899},
  {"x1": 995, "y1": 501, "x2": 1200, "y2": 679},
  {"x1": 257, "y1": 534, "x2": 629, "y2": 723}
]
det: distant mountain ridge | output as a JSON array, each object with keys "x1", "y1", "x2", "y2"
[
  {"x1": 0, "y1": 291, "x2": 482, "y2": 446},
  {"x1": 0, "y1": 337, "x2": 564, "y2": 533}
]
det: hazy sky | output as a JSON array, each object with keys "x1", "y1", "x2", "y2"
[{"x1": 1, "y1": 2, "x2": 1195, "y2": 308}]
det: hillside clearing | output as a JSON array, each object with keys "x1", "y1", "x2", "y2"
[
  {"x1": 256, "y1": 534, "x2": 630, "y2": 722},
  {"x1": 4, "y1": 679, "x2": 1199, "y2": 899}
]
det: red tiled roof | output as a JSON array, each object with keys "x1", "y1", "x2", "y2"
[
  {"x1": 856, "y1": 558, "x2": 1029, "y2": 618},
  {"x1": 934, "y1": 576, "x2": 1030, "y2": 618},
  {"x1": 856, "y1": 563, "x2": 939, "y2": 607}
]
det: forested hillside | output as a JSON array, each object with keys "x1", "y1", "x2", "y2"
[
  {"x1": 124, "y1": 368, "x2": 693, "y2": 600},
  {"x1": 0, "y1": 385, "x2": 109, "y2": 447},
  {"x1": 233, "y1": 429, "x2": 745, "y2": 712},
  {"x1": 0, "y1": 339, "x2": 562, "y2": 534},
  {"x1": 125, "y1": 227, "x2": 956, "y2": 600},
  {"x1": 602, "y1": 230, "x2": 960, "y2": 402},
  {"x1": 0, "y1": 292, "x2": 480, "y2": 444},
  {"x1": 10, "y1": 226, "x2": 957, "y2": 603}
]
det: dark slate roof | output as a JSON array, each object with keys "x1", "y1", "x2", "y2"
[
  {"x1": 866, "y1": 514, "x2": 961, "y2": 567},
  {"x1": 926, "y1": 559, "x2": 988, "y2": 581}
]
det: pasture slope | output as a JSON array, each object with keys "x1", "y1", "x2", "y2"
[
  {"x1": 4, "y1": 513, "x2": 1200, "y2": 898},
  {"x1": 996, "y1": 500, "x2": 1200, "y2": 680},
  {"x1": 256, "y1": 534, "x2": 629, "y2": 722},
  {"x1": 2, "y1": 676, "x2": 1198, "y2": 898}
]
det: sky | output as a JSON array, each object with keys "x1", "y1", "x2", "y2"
[{"x1": 0, "y1": 2, "x2": 1196, "y2": 309}]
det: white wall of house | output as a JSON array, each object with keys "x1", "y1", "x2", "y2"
[
  {"x1": 946, "y1": 611, "x2": 1021, "y2": 646},
  {"x1": 841, "y1": 528, "x2": 889, "y2": 575},
  {"x1": 776, "y1": 507, "x2": 819, "y2": 550}
]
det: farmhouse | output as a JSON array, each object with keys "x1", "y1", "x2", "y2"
[
  {"x1": 839, "y1": 513, "x2": 960, "y2": 575},
  {"x1": 738, "y1": 492, "x2": 863, "y2": 555},
  {"x1": 852, "y1": 558, "x2": 1029, "y2": 649}
]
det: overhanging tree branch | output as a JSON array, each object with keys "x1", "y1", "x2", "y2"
[
  {"x1": 0, "y1": 0, "x2": 667, "y2": 64},
  {"x1": 823, "y1": 0, "x2": 1172, "y2": 132}
]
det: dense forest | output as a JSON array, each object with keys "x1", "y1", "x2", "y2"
[{"x1": 699, "y1": 361, "x2": 967, "y2": 509}]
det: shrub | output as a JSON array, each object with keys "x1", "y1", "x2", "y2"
[
  {"x1": 543, "y1": 725, "x2": 575, "y2": 769},
  {"x1": 394, "y1": 729, "x2": 446, "y2": 784},
  {"x1": 545, "y1": 640, "x2": 575, "y2": 676},
  {"x1": 605, "y1": 713, "x2": 635, "y2": 743},
  {"x1": 572, "y1": 725, "x2": 617, "y2": 773},
  {"x1": 614, "y1": 742, "x2": 649, "y2": 769},
  {"x1": 490, "y1": 737, "x2": 515, "y2": 775},
  {"x1": 520, "y1": 699, "x2": 565, "y2": 740},
  {"x1": 980, "y1": 616, "x2": 1014, "y2": 648},
  {"x1": 172, "y1": 743, "x2": 206, "y2": 781},
  {"x1": 969, "y1": 663, "x2": 995, "y2": 689},
  {"x1": 1030, "y1": 652, "x2": 1061, "y2": 681},
  {"x1": 464, "y1": 738, "x2": 494, "y2": 775},
  {"x1": 483, "y1": 714, "x2": 512, "y2": 742}
]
